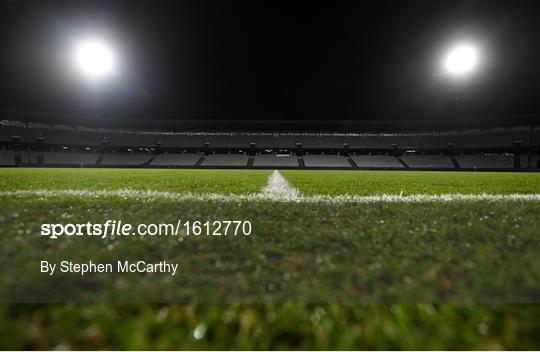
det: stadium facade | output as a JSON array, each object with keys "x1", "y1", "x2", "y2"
[{"x1": 1, "y1": 109, "x2": 539, "y2": 170}]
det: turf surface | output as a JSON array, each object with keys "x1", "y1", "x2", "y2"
[
  {"x1": 0, "y1": 168, "x2": 271, "y2": 194},
  {"x1": 2, "y1": 304, "x2": 539, "y2": 350},
  {"x1": 2, "y1": 196, "x2": 539, "y2": 303},
  {"x1": 2, "y1": 168, "x2": 539, "y2": 196},
  {"x1": 282, "y1": 170, "x2": 540, "y2": 195},
  {"x1": 1, "y1": 168, "x2": 539, "y2": 349}
]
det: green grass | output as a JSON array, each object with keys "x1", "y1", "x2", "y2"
[
  {"x1": 0, "y1": 168, "x2": 271, "y2": 194},
  {"x1": 3, "y1": 168, "x2": 539, "y2": 196},
  {"x1": 2, "y1": 196, "x2": 539, "y2": 303},
  {"x1": 1, "y1": 168, "x2": 540, "y2": 349},
  {"x1": 282, "y1": 170, "x2": 540, "y2": 195},
  {"x1": 2, "y1": 304, "x2": 539, "y2": 350}
]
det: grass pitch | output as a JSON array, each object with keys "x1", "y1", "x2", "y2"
[
  {"x1": 0, "y1": 168, "x2": 271, "y2": 194},
  {"x1": 282, "y1": 170, "x2": 540, "y2": 195},
  {"x1": 1, "y1": 168, "x2": 539, "y2": 349},
  {"x1": 2, "y1": 168, "x2": 539, "y2": 195}
]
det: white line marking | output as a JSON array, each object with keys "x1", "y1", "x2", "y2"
[
  {"x1": 1, "y1": 168, "x2": 539, "y2": 203},
  {"x1": 1, "y1": 189, "x2": 540, "y2": 203},
  {"x1": 261, "y1": 170, "x2": 300, "y2": 200}
]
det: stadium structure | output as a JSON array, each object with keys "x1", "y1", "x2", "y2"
[{"x1": 1, "y1": 109, "x2": 539, "y2": 171}]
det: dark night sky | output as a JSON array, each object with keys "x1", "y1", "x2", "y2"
[{"x1": 0, "y1": 0, "x2": 539, "y2": 122}]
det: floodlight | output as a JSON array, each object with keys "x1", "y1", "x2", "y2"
[
  {"x1": 443, "y1": 43, "x2": 479, "y2": 77},
  {"x1": 73, "y1": 39, "x2": 116, "y2": 78}
]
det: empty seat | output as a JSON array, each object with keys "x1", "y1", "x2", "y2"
[
  {"x1": 418, "y1": 135, "x2": 455, "y2": 148},
  {"x1": 228, "y1": 135, "x2": 255, "y2": 148},
  {"x1": 207, "y1": 135, "x2": 231, "y2": 148},
  {"x1": 297, "y1": 136, "x2": 324, "y2": 148},
  {"x1": 274, "y1": 136, "x2": 301, "y2": 149},
  {"x1": 100, "y1": 154, "x2": 152, "y2": 166},
  {"x1": 303, "y1": 155, "x2": 351, "y2": 167},
  {"x1": 150, "y1": 153, "x2": 201, "y2": 166},
  {"x1": 42, "y1": 152, "x2": 99, "y2": 165},
  {"x1": 530, "y1": 154, "x2": 540, "y2": 169},
  {"x1": 351, "y1": 155, "x2": 404, "y2": 168},
  {"x1": 24, "y1": 151, "x2": 39, "y2": 164},
  {"x1": 255, "y1": 135, "x2": 277, "y2": 149},
  {"x1": 520, "y1": 154, "x2": 535, "y2": 168},
  {"x1": 202, "y1": 154, "x2": 248, "y2": 166},
  {"x1": 183, "y1": 135, "x2": 211, "y2": 148},
  {"x1": 253, "y1": 154, "x2": 299, "y2": 167},
  {"x1": 103, "y1": 133, "x2": 137, "y2": 147},
  {"x1": 0, "y1": 125, "x2": 27, "y2": 142},
  {"x1": 73, "y1": 131, "x2": 102, "y2": 146},
  {"x1": 400, "y1": 155, "x2": 454, "y2": 168},
  {"x1": 158, "y1": 134, "x2": 184, "y2": 148},
  {"x1": 0, "y1": 149, "x2": 16, "y2": 166},
  {"x1": 322, "y1": 136, "x2": 348, "y2": 148},
  {"x1": 456, "y1": 155, "x2": 514, "y2": 168}
]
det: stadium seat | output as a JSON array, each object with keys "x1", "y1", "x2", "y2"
[
  {"x1": 0, "y1": 149, "x2": 16, "y2": 166},
  {"x1": 150, "y1": 153, "x2": 201, "y2": 166},
  {"x1": 253, "y1": 154, "x2": 299, "y2": 167},
  {"x1": 351, "y1": 155, "x2": 404, "y2": 168},
  {"x1": 400, "y1": 155, "x2": 454, "y2": 168},
  {"x1": 303, "y1": 155, "x2": 351, "y2": 167},
  {"x1": 201, "y1": 154, "x2": 249, "y2": 166},
  {"x1": 455, "y1": 155, "x2": 514, "y2": 168},
  {"x1": 100, "y1": 153, "x2": 152, "y2": 166},
  {"x1": 42, "y1": 152, "x2": 99, "y2": 166}
]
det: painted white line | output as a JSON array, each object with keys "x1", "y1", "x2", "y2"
[
  {"x1": 1, "y1": 189, "x2": 540, "y2": 203},
  {"x1": 261, "y1": 170, "x2": 300, "y2": 200}
]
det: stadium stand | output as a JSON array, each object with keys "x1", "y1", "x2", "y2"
[
  {"x1": 351, "y1": 155, "x2": 405, "y2": 168},
  {"x1": 269, "y1": 134, "x2": 324, "y2": 149},
  {"x1": 101, "y1": 153, "x2": 152, "y2": 166},
  {"x1": 183, "y1": 135, "x2": 211, "y2": 149},
  {"x1": 73, "y1": 130, "x2": 102, "y2": 146},
  {"x1": 253, "y1": 154, "x2": 299, "y2": 167},
  {"x1": 531, "y1": 154, "x2": 540, "y2": 169},
  {"x1": 157, "y1": 134, "x2": 183, "y2": 148},
  {"x1": 206, "y1": 135, "x2": 232, "y2": 148},
  {"x1": 297, "y1": 135, "x2": 324, "y2": 148},
  {"x1": 202, "y1": 154, "x2": 249, "y2": 166},
  {"x1": 303, "y1": 154, "x2": 351, "y2": 167},
  {"x1": 321, "y1": 135, "x2": 347, "y2": 148},
  {"x1": 42, "y1": 152, "x2": 99, "y2": 165},
  {"x1": 2, "y1": 121, "x2": 536, "y2": 150},
  {"x1": 0, "y1": 148, "x2": 16, "y2": 166},
  {"x1": 1, "y1": 113, "x2": 539, "y2": 170},
  {"x1": 455, "y1": 155, "x2": 515, "y2": 169},
  {"x1": 25, "y1": 151, "x2": 39, "y2": 164},
  {"x1": 400, "y1": 155, "x2": 455, "y2": 168},
  {"x1": 255, "y1": 135, "x2": 278, "y2": 149},
  {"x1": 228, "y1": 134, "x2": 255, "y2": 148},
  {"x1": 417, "y1": 134, "x2": 455, "y2": 148},
  {"x1": 0, "y1": 121, "x2": 26, "y2": 142},
  {"x1": 150, "y1": 153, "x2": 201, "y2": 166},
  {"x1": 521, "y1": 154, "x2": 533, "y2": 168},
  {"x1": 129, "y1": 133, "x2": 162, "y2": 147}
]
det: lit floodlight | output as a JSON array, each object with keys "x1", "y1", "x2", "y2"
[
  {"x1": 73, "y1": 39, "x2": 116, "y2": 78},
  {"x1": 443, "y1": 43, "x2": 479, "y2": 77}
]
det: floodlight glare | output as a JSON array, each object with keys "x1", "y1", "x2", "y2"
[
  {"x1": 73, "y1": 39, "x2": 116, "y2": 78},
  {"x1": 443, "y1": 43, "x2": 479, "y2": 76}
]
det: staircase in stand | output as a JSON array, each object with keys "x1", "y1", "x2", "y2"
[
  {"x1": 247, "y1": 156, "x2": 255, "y2": 168},
  {"x1": 297, "y1": 156, "x2": 305, "y2": 168},
  {"x1": 195, "y1": 154, "x2": 206, "y2": 166}
]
